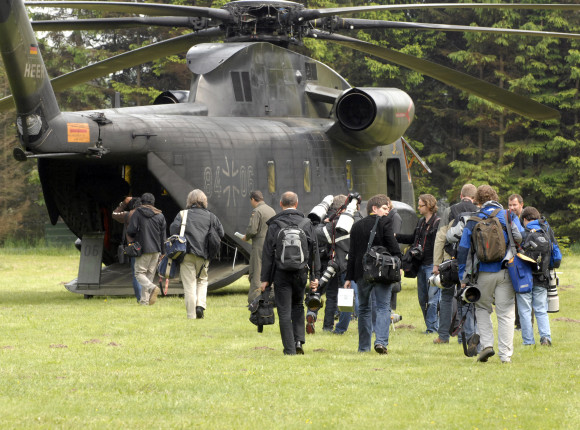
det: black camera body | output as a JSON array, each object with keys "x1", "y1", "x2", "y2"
[
  {"x1": 409, "y1": 244, "x2": 423, "y2": 259},
  {"x1": 305, "y1": 292, "x2": 323, "y2": 311}
]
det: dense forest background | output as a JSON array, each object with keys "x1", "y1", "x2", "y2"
[{"x1": 0, "y1": 0, "x2": 578, "y2": 245}]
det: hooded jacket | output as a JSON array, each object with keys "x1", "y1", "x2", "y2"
[
  {"x1": 127, "y1": 205, "x2": 167, "y2": 254},
  {"x1": 170, "y1": 206, "x2": 224, "y2": 260},
  {"x1": 261, "y1": 208, "x2": 321, "y2": 284}
]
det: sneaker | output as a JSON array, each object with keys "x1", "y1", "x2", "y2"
[
  {"x1": 374, "y1": 344, "x2": 388, "y2": 355},
  {"x1": 149, "y1": 287, "x2": 160, "y2": 305},
  {"x1": 433, "y1": 337, "x2": 449, "y2": 344},
  {"x1": 196, "y1": 306, "x2": 205, "y2": 319},
  {"x1": 466, "y1": 334, "x2": 480, "y2": 357},
  {"x1": 306, "y1": 314, "x2": 316, "y2": 335},
  {"x1": 477, "y1": 346, "x2": 495, "y2": 362},
  {"x1": 540, "y1": 337, "x2": 552, "y2": 346}
]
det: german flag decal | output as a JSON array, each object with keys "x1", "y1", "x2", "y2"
[
  {"x1": 67, "y1": 123, "x2": 90, "y2": 143},
  {"x1": 29, "y1": 44, "x2": 38, "y2": 55}
]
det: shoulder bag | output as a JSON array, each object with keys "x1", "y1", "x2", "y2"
[
  {"x1": 164, "y1": 210, "x2": 188, "y2": 263},
  {"x1": 362, "y1": 217, "x2": 401, "y2": 284},
  {"x1": 505, "y1": 210, "x2": 533, "y2": 294}
]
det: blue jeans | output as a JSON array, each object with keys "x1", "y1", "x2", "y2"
[
  {"x1": 417, "y1": 264, "x2": 440, "y2": 332},
  {"x1": 334, "y1": 278, "x2": 358, "y2": 334},
  {"x1": 130, "y1": 257, "x2": 142, "y2": 302},
  {"x1": 357, "y1": 279, "x2": 392, "y2": 352},
  {"x1": 516, "y1": 285, "x2": 551, "y2": 344}
]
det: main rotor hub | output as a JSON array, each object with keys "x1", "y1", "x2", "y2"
[{"x1": 223, "y1": 0, "x2": 306, "y2": 45}]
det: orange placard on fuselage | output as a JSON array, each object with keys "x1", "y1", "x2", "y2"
[{"x1": 67, "y1": 123, "x2": 90, "y2": 143}]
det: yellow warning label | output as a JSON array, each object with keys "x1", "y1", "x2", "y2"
[{"x1": 67, "y1": 123, "x2": 90, "y2": 143}]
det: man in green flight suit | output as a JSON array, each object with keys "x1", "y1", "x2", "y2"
[{"x1": 243, "y1": 190, "x2": 276, "y2": 304}]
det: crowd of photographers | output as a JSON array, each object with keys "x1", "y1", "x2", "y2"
[{"x1": 256, "y1": 184, "x2": 562, "y2": 361}]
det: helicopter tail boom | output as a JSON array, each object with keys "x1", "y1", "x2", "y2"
[
  {"x1": 328, "y1": 87, "x2": 414, "y2": 150},
  {"x1": 0, "y1": 0, "x2": 60, "y2": 145}
]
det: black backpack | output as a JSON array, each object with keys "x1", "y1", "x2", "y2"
[
  {"x1": 249, "y1": 287, "x2": 275, "y2": 332},
  {"x1": 522, "y1": 224, "x2": 552, "y2": 280},
  {"x1": 274, "y1": 218, "x2": 310, "y2": 271}
]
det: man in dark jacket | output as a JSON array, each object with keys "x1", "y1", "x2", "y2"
[
  {"x1": 261, "y1": 191, "x2": 321, "y2": 355},
  {"x1": 345, "y1": 194, "x2": 402, "y2": 354},
  {"x1": 127, "y1": 192, "x2": 166, "y2": 306}
]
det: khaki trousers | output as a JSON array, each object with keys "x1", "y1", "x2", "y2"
[
  {"x1": 180, "y1": 253, "x2": 209, "y2": 319},
  {"x1": 135, "y1": 252, "x2": 160, "y2": 305},
  {"x1": 475, "y1": 270, "x2": 515, "y2": 362}
]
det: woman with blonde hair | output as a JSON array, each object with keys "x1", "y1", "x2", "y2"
[{"x1": 170, "y1": 189, "x2": 224, "y2": 319}]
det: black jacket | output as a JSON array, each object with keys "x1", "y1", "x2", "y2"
[
  {"x1": 261, "y1": 209, "x2": 321, "y2": 284},
  {"x1": 170, "y1": 206, "x2": 224, "y2": 260},
  {"x1": 346, "y1": 214, "x2": 402, "y2": 283},
  {"x1": 397, "y1": 214, "x2": 440, "y2": 266},
  {"x1": 127, "y1": 205, "x2": 167, "y2": 254}
]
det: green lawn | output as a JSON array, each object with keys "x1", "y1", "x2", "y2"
[{"x1": 0, "y1": 250, "x2": 578, "y2": 429}]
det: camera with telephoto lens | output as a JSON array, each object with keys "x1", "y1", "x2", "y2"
[
  {"x1": 336, "y1": 197, "x2": 359, "y2": 233},
  {"x1": 318, "y1": 260, "x2": 339, "y2": 291},
  {"x1": 347, "y1": 192, "x2": 362, "y2": 204},
  {"x1": 305, "y1": 291, "x2": 323, "y2": 311},
  {"x1": 409, "y1": 244, "x2": 423, "y2": 259},
  {"x1": 308, "y1": 195, "x2": 334, "y2": 224},
  {"x1": 547, "y1": 269, "x2": 559, "y2": 313},
  {"x1": 456, "y1": 284, "x2": 481, "y2": 304},
  {"x1": 391, "y1": 313, "x2": 403, "y2": 323}
]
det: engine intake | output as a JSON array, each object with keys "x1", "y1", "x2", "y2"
[{"x1": 330, "y1": 88, "x2": 414, "y2": 150}]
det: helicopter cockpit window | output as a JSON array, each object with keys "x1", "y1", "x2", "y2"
[
  {"x1": 303, "y1": 161, "x2": 311, "y2": 193},
  {"x1": 231, "y1": 72, "x2": 244, "y2": 102},
  {"x1": 267, "y1": 161, "x2": 276, "y2": 194},
  {"x1": 387, "y1": 159, "x2": 402, "y2": 202},
  {"x1": 241, "y1": 72, "x2": 252, "y2": 102}
]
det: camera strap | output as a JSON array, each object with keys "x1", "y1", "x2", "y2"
[{"x1": 365, "y1": 216, "x2": 382, "y2": 255}]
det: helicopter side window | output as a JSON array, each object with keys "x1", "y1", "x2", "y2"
[
  {"x1": 231, "y1": 71, "x2": 252, "y2": 102},
  {"x1": 303, "y1": 161, "x2": 311, "y2": 193},
  {"x1": 241, "y1": 72, "x2": 252, "y2": 102},
  {"x1": 346, "y1": 160, "x2": 353, "y2": 191},
  {"x1": 305, "y1": 63, "x2": 317, "y2": 81},
  {"x1": 267, "y1": 161, "x2": 276, "y2": 194},
  {"x1": 387, "y1": 158, "x2": 402, "y2": 202}
]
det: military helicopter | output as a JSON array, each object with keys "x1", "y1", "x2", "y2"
[{"x1": 1, "y1": 1, "x2": 578, "y2": 297}]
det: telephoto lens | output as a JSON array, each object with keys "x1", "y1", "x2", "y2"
[
  {"x1": 458, "y1": 285, "x2": 481, "y2": 303},
  {"x1": 335, "y1": 198, "x2": 358, "y2": 233},
  {"x1": 428, "y1": 274, "x2": 442, "y2": 288},
  {"x1": 547, "y1": 270, "x2": 559, "y2": 313},
  {"x1": 391, "y1": 313, "x2": 403, "y2": 323},
  {"x1": 308, "y1": 195, "x2": 334, "y2": 224},
  {"x1": 318, "y1": 260, "x2": 339, "y2": 290}
]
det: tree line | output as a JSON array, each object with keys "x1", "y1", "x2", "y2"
[{"x1": 0, "y1": 0, "x2": 578, "y2": 244}]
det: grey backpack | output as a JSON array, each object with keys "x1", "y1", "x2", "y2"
[{"x1": 274, "y1": 218, "x2": 310, "y2": 271}]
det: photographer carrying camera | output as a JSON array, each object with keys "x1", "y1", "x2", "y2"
[
  {"x1": 457, "y1": 185, "x2": 524, "y2": 363},
  {"x1": 397, "y1": 194, "x2": 440, "y2": 334},
  {"x1": 432, "y1": 184, "x2": 478, "y2": 345},
  {"x1": 345, "y1": 194, "x2": 401, "y2": 354},
  {"x1": 306, "y1": 194, "x2": 362, "y2": 334}
]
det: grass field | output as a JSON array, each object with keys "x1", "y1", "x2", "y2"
[{"x1": 0, "y1": 249, "x2": 578, "y2": 429}]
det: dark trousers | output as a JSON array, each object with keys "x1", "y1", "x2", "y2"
[
  {"x1": 322, "y1": 275, "x2": 339, "y2": 331},
  {"x1": 274, "y1": 269, "x2": 307, "y2": 355}
]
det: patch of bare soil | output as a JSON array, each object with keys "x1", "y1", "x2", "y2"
[
  {"x1": 553, "y1": 317, "x2": 580, "y2": 323},
  {"x1": 49, "y1": 344, "x2": 68, "y2": 348},
  {"x1": 83, "y1": 339, "x2": 102, "y2": 344},
  {"x1": 394, "y1": 324, "x2": 415, "y2": 330}
]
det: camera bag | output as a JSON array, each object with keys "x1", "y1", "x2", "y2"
[
  {"x1": 362, "y1": 217, "x2": 401, "y2": 284},
  {"x1": 249, "y1": 286, "x2": 275, "y2": 333},
  {"x1": 165, "y1": 210, "x2": 188, "y2": 263}
]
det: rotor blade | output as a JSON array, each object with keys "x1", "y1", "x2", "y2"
[
  {"x1": 299, "y1": 3, "x2": 580, "y2": 21},
  {"x1": 25, "y1": 1, "x2": 232, "y2": 21},
  {"x1": 309, "y1": 30, "x2": 559, "y2": 121},
  {"x1": 0, "y1": 28, "x2": 222, "y2": 111},
  {"x1": 313, "y1": 18, "x2": 580, "y2": 40},
  {"x1": 32, "y1": 17, "x2": 212, "y2": 31}
]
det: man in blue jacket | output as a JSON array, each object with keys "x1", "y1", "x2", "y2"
[{"x1": 457, "y1": 185, "x2": 523, "y2": 363}]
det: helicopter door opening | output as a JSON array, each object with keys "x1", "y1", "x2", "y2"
[{"x1": 387, "y1": 158, "x2": 402, "y2": 202}]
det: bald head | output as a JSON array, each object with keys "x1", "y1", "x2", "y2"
[{"x1": 280, "y1": 191, "x2": 298, "y2": 209}]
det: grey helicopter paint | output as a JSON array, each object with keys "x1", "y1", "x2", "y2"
[{"x1": 1, "y1": 0, "x2": 578, "y2": 297}]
